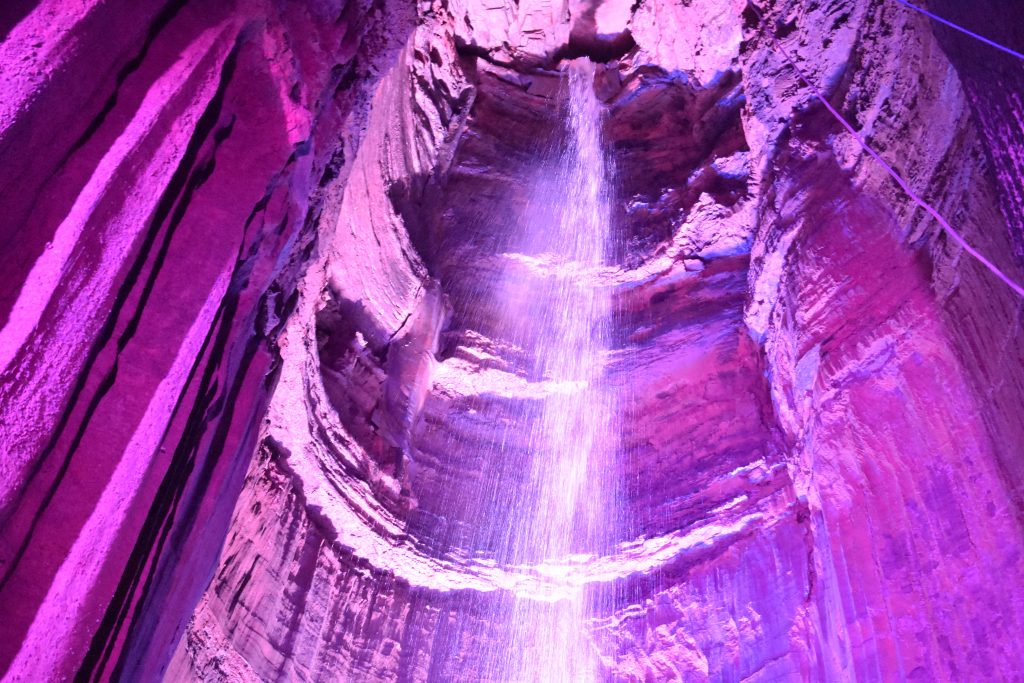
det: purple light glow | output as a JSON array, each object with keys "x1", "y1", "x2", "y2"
[{"x1": 1, "y1": 1, "x2": 1023, "y2": 681}]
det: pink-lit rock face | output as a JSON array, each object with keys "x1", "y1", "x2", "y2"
[
  {"x1": 0, "y1": 0, "x2": 416, "y2": 679},
  {"x1": 1, "y1": 1, "x2": 1023, "y2": 682}
]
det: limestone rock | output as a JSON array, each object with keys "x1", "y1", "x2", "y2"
[{"x1": 0, "y1": 0, "x2": 1022, "y2": 681}]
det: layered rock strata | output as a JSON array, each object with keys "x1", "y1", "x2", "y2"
[
  {"x1": 1, "y1": 0, "x2": 1023, "y2": 681},
  {"x1": 0, "y1": 0, "x2": 414, "y2": 679}
]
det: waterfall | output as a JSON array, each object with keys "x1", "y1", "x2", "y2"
[{"x1": 478, "y1": 58, "x2": 619, "y2": 683}]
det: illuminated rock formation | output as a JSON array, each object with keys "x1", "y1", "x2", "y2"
[{"x1": 1, "y1": 0, "x2": 1022, "y2": 681}]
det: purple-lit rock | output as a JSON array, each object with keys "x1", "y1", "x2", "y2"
[{"x1": 1, "y1": 0, "x2": 1023, "y2": 681}]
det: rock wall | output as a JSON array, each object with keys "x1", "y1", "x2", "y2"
[
  {"x1": 0, "y1": 0, "x2": 415, "y2": 679},
  {"x1": 1, "y1": 0, "x2": 1022, "y2": 681}
]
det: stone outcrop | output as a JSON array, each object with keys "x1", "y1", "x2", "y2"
[
  {"x1": 0, "y1": 0, "x2": 414, "y2": 679},
  {"x1": 1, "y1": 0, "x2": 1022, "y2": 681}
]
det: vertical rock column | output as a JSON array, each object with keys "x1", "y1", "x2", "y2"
[{"x1": 0, "y1": 0, "x2": 415, "y2": 679}]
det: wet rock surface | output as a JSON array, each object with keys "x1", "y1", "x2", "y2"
[{"x1": 1, "y1": 0, "x2": 1023, "y2": 681}]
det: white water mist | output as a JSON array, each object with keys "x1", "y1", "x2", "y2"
[{"x1": 480, "y1": 58, "x2": 619, "y2": 682}]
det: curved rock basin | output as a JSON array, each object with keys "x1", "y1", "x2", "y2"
[{"x1": 0, "y1": 0, "x2": 1023, "y2": 681}]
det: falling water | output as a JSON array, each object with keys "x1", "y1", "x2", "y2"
[{"x1": 477, "y1": 58, "x2": 619, "y2": 682}]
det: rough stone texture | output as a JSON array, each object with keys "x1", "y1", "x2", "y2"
[
  {"x1": 1, "y1": 0, "x2": 1023, "y2": 681},
  {"x1": 0, "y1": 0, "x2": 415, "y2": 679}
]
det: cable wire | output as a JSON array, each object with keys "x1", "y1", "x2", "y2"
[
  {"x1": 750, "y1": 5, "x2": 1024, "y2": 299},
  {"x1": 891, "y1": 0, "x2": 1024, "y2": 62}
]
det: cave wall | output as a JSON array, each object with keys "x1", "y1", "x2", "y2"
[
  {"x1": 743, "y1": 1, "x2": 1024, "y2": 677},
  {"x1": 0, "y1": 0, "x2": 415, "y2": 679},
  {"x1": 1, "y1": 0, "x2": 1023, "y2": 681}
]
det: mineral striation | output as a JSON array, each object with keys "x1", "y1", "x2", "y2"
[{"x1": 1, "y1": 0, "x2": 1023, "y2": 681}]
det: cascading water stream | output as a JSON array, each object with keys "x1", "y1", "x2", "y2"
[{"x1": 473, "y1": 58, "x2": 621, "y2": 682}]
